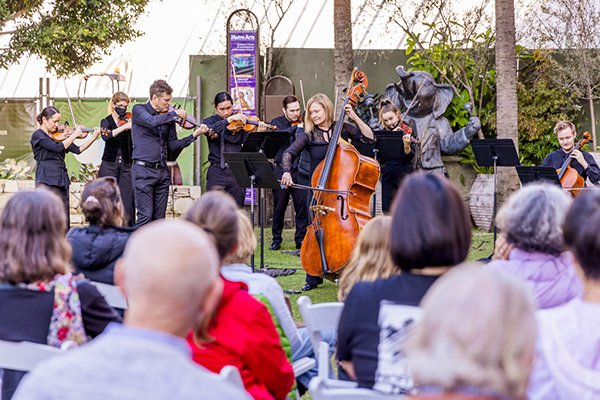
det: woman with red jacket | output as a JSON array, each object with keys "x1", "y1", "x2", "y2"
[{"x1": 184, "y1": 191, "x2": 294, "y2": 400}]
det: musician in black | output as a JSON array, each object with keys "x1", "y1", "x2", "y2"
[
  {"x1": 31, "y1": 106, "x2": 101, "y2": 228},
  {"x1": 281, "y1": 93, "x2": 375, "y2": 291},
  {"x1": 541, "y1": 120, "x2": 600, "y2": 185},
  {"x1": 99, "y1": 91, "x2": 135, "y2": 226},
  {"x1": 131, "y1": 80, "x2": 208, "y2": 226},
  {"x1": 269, "y1": 95, "x2": 308, "y2": 251},
  {"x1": 378, "y1": 99, "x2": 417, "y2": 213},
  {"x1": 202, "y1": 92, "x2": 267, "y2": 207}
]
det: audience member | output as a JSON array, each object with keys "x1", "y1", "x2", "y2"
[
  {"x1": 0, "y1": 189, "x2": 121, "y2": 400},
  {"x1": 485, "y1": 183, "x2": 582, "y2": 308},
  {"x1": 221, "y1": 209, "x2": 335, "y2": 391},
  {"x1": 13, "y1": 220, "x2": 250, "y2": 400},
  {"x1": 406, "y1": 266, "x2": 537, "y2": 400},
  {"x1": 185, "y1": 192, "x2": 294, "y2": 400},
  {"x1": 67, "y1": 177, "x2": 135, "y2": 285},
  {"x1": 337, "y1": 215, "x2": 396, "y2": 302},
  {"x1": 336, "y1": 173, "x2": 471, "y2": 394},
  {"x1": 527, "y1": 190, "x2": 600, "y2": 399}
]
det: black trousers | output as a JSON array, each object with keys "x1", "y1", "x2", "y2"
[
  {"x1": 381, "y1": 162, "x2": 414, "y2": 214},
  {"x1": 132, "y1": 163, "x2": 171, "y2": 227},
  {"x1": 99, "y1": 159, "x2": 135, "y2": 227},
  {"x1": 36, "y1": 182, "x2": 70, "y2": 230},
  {"x1": 206, "y1": 165, "x2": 245, "y2": 207},
  {"x1": 271, "y1": 166, "x2": 308, "y2": 246},
  {"x1": 298, "y1": 172, "x2": 323, "y2": 286}
]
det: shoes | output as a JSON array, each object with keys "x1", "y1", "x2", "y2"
[
  {"x1": 269, "y1": 242, "x2": 281, "y2": 251},
  {"x1": 291, "y1": 249, "x2": 301, "y2": 257},
  {"x1": 302, "y1": 283, "x2": 318, "y2": 291}
]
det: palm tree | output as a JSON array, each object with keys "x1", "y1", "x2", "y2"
[{"x1": 333, "y1": 0, "x2": 354, "y2": 116}]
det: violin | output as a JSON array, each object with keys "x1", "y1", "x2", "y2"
[
  {"x1": 292, "y1": 114, "x2": 303, "y2": 127},
  {"x1": 52, "y1": 125, "x2": 108, "y2": 142},
  {"x1": 393, "y1": 120, "x2": 419, "y2": 144},
  {"x1": 227, "y1": 113, "x2": 277, "y2": 133},
  {"x1": 557, "y1": 131, "x2": 591, "y2": 197},
  {"x1": 161, "y1": 105, "x2": 218, "y2": 139},
  {"x1": 117, "y1": 112, "x2": 132, "y2": 127}
]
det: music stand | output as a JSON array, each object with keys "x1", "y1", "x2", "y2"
[
  {"x1": 470, "y1": 139, "x2": 520, "y2": 243},
  {"x1": 516, "y1": 166, "x2": 561, "y2": 187},
  {"x1": 224, "y1": 152, "x2": 281, "y2": 270},
  {"x1": 241, "y1": 129, "x2": 295, "y2": 155}
]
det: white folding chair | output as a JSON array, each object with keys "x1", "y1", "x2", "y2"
[
  {"x1": 218, "y1": 365, "x2": 245, "y2": 389},
  {"x1": 297, "y1": 296, "x2": 344, "y2": 379},
  {"x1": 0, "y1": 339, "x2": 74, "y2": 372},
  {"x1": 90, "y1": 281, "x2": 128, "y2": 309},
  {"x1": 309, "y1": 377, "x2": 405, "y2": 400}
]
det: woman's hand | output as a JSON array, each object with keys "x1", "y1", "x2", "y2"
[
  {"x1": 93, "y1": 127, "x2": 102, "y2": 138},
  {"x1": 73, "y1": 126, "x2": 84, "y2": 139},
  {"x1": 280, "y1": 172, "x2": 294, "y2": 188},
  {"x1": 344, "y1": 104, "x2": 359, "y2": 121},
  {"x1": 492, "y1": 235, "x2": 513, "y2": 261}
]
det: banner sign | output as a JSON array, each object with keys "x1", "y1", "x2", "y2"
[{"x1": 229, "y1": 31, "x2": 257, "y2": 117}]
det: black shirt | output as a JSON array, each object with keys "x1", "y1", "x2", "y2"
[
  {"x1": 270, "y1": 115, "x2": 299, "y2": 166},
  {"x1": 383, "y1": 120, "x2": 417, "y2": 166},
  {"x1": 131, "y1": 102, "x2": 195, "y2": 165},
  {"x1": 30, "y1": 129, "x2": 80, "y2": 188},
  {"x1": 282, "y1": 122, "x2": 375, "y2": 175},
  {"x1": 100, "y1": 115, "x2": 133, "y2": 164},
  {"x1": 202, "y1": 114, "x2": 249, "y2": 167},
  {"x1": 541, "y1": 148, "x2": 600, "y2": 185}
]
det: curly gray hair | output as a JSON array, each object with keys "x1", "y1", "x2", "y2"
[{"x1": 496, "y1": 183, "x2": 571, "y2": 255}]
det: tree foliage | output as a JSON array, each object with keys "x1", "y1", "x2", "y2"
[{"x1": 0, "y1": 0, "x2": 150, "y2": 77}]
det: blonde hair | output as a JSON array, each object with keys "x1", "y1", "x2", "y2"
[
  {"x1": 304, "y1": 93, "x2": 334, "y2": 134},
  {"x1": 338, "y1": 216, "x2": 396, "y2": 301},
  {"x1": 223, "y1": 210, "x2": 257, "y2": 265},
  {"x1": 405, "y1": 265, "x2": 537, "y2": 399},
  {"x1": 108, "y1": 91, "x2": 130, "y2": 114},
  {"x1": 553, "y1": 120, "x2": 576, "y2": 135},
  {"x1": 378, "y1": 99, "x2": 400, "y2": 130}
]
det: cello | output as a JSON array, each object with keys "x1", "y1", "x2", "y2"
[
  {"x1": 300, "y1": 69, "x2": 381, "y2": 279},
  {"x1": 557, "y1": 131, "x2": 591, "y2": 197}
]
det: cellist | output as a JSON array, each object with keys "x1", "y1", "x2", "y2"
[
  {"x1": 280, "y1": 93, "x2": 375, "y2": 291},
  {"x1": 541, "y1": 120, "x2": 600, "y2": 186}
]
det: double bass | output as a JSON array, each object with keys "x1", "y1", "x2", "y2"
[
  {"x1": 300, "y1": 69, "x2": 381, "y2": 279},
  {"x1": 557, "y1": 131, "x2": 591, "y2": 197}
]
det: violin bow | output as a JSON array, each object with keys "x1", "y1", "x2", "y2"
[
  {"x1": 398, "y1": 79, "x2": 426, "y2": 127},
  {"x1": 63, "y1": 79, "x2": 79, "y2": 129},
  {"x1": 299, "y1": 78, "x2": 307, "y2": 111}
]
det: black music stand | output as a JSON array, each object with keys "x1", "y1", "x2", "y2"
[
  {"x1": 224, "y1": 152, "x2": 280, "y2": 270},
  {"x1": 516, "y1": 166, "x2": 562, "y2": 187},
  {"x1": 241, "y1": 129, "x2": 295, "y2": 155},
  {"x1": 470, "y1": 139, "x2": 520, "y2": 243}
]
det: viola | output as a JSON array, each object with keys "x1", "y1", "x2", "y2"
[
  {"x1": 300, "y1": 68, "x2": 380, "y2": 280},
  {"x1": 227, "y1": 114, "x2": 277, "y2": 133},
  {"x1": 52, "y1": 125, "x2": 108, "y2": 142},
  {"x1": 557, "y1": 131, "x2": 591, "y2": 197}
]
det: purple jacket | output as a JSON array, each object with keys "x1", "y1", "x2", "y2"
[{"x1": 485, "y1": 249, "x2": 582, "y2": 309}]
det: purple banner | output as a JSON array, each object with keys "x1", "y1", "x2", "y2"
[
  {"x1": 229, "y1": 31, "x2": 257, "y2": 117},
  {"x1": 244, "y1": 188, "x2": 257, "y2": 205}
]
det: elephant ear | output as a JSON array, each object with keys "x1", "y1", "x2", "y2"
[
  {"x1": 433, "y1": 84, "x2": 454, "y2": 119},
  {"x1": 385, "y1": 82, "x2": 409, "y2": 110}
]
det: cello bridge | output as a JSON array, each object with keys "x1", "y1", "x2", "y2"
[{"x1": 310, "y1": 205, "x2": 335, "y2": 215}]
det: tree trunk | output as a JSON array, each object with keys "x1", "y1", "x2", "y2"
[
  {"x1": 495, "y1": 0, "x2": 520, "y2": 207},
  {"x1": 333, "y1": 0, "x2": 354, "y2": 117},
  {"x1": 588, "y1": 85, "x2": 597, "y2": 151}
]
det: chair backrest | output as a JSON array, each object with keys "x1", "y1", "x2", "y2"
[
  {"x1": 218, "y1": 365, "x2": 245, "y2": 389},
  {"x1": 90, "y1": 281, "x2": 127, "y2": 309},
  {"x1": 0, "y1": 339, "x2": 63, "y2": 372},
  {"x1": 309, "y1": 377, "x2": 405, "y2": 400},
  {"x1": 297, "y1": 296, "x2": 344, "y2": 357}
]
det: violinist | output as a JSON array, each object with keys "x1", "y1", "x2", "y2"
[
  {"x1": 269, "y1": 95, "x2": 308, "y2": 252},
  {"x1": 31, "y1": 106, "x2": 102, "y2": 228},
  {"x1": 99, "y1": 92, "x2": 135, "y2": 226},
  {"x1": 280, "y1": 93, "x2": 375, "y2": 291},
  {"x1": 202, "y1": 91, "x2": 267, "y2": 207},
  {"x1": 379, "y1": 99, "x2": 417, "y2": 213},
  {"x1": 541, "y1": 120, "x2": 600, "y2": 186},
  {"x1": 131, "y1": 80, "x2": 208, "y2": 226}
]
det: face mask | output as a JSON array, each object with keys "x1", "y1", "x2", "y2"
[{"x1": 114, "y1": 106, "x2": 128, "y2": 117}]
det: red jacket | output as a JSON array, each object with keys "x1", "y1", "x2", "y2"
[{"x1": 187, "y1": 278, "x2": 294, "y2": 400}]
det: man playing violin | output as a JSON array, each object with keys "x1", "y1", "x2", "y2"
[
  {"x1": 541, "y1": 120, "x2": 600, "y2": 186},
  {"x1": 202, "y1": 91, "x2": 267, "y2": 207},
  {"x1": 131, "y1": 79, "x2": 209, "y2": 226},
  {"x1": 378, "y1": 99, "x2": 418, "y2": 213},
  {"x1": 99, "y1": 91, "x2": 135, "y2": 226},
  {"x1": 269, "y1": 95, "x2": 308, "y2": 252}
]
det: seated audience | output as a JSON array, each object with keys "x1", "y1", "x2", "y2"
[
  {"x1": 185, "y1": 192, "x2": 294, "y2": 400},
  {"x1": 0, "y1": 189, "x2": 121, "y2": 400},
  {"x1": 527, "y1": 190, "x2": 600, "y2": 399},
  {"x1": 485, "y1": 183, "x2": 582, "y2": 308},
  {"x1": 336, "y1": 173, "x2": 471, "y2": 394},
  {"x1": 67, "y1": 177, "x2": 135, "y2": 285},
  {"x1": 337, "y1": 215, "x2": 396, "y2": 302},
  {"x1": 13, "y1": 220, "x2": 250, "y2": 400},
  {"x1": 406, "y1": 266, "x2": 537, "y2": 400},
  {"x1": 221, "y1": 209, "x2": 336, "y2": 391}
]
